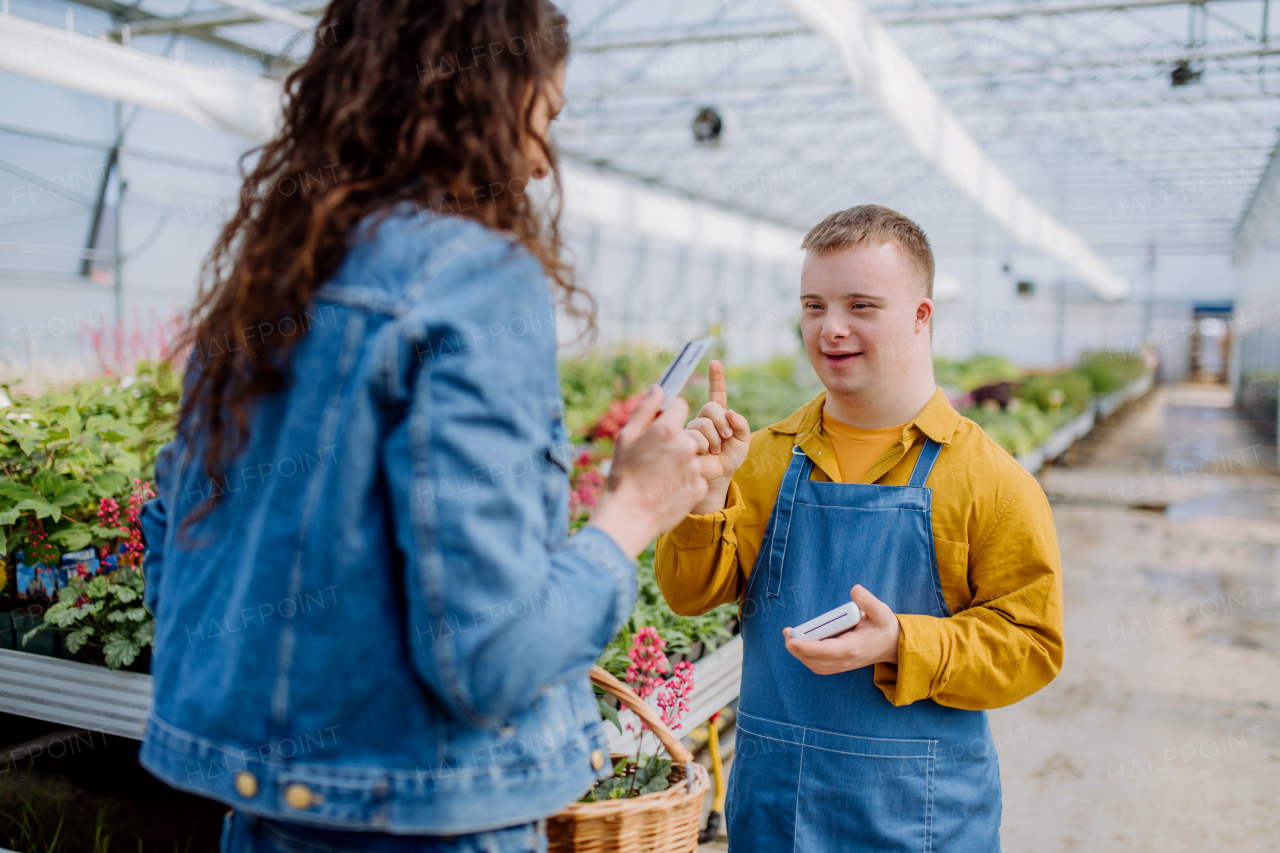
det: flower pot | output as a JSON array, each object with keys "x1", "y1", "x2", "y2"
[
  {"x1": 11, "y1": 607, "x2": 61, "y2": 658},
  {"x1": 0, "y1": 611, "x2": 15, "y2": 650}
]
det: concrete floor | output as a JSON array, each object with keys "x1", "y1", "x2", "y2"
[
  {"x1": 700, "y1": 384, "x2": 1280, "y2": 852},
  {"x1": 993, "y1": 384, "x2": 1280, "y2": 851}
]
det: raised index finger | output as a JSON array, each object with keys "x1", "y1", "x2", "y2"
[{"x1": 708, "y1": 360, "x2": 728, "y2": 409}]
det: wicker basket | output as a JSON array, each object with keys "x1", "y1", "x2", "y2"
[{"x1": 546, "y1": 666, "x2": 710, "y2": 853}]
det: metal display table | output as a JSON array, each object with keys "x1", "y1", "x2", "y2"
[
  {"x1": 0, "y1": 647, "x2": 151, "y2": 740},
  {"x1": 1015, "y1": 372, "x2": 1153, "y2": 473}
]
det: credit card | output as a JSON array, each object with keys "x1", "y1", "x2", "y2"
[{"x1": 657, "y1": 338, "x2": 714, "y2": 411}]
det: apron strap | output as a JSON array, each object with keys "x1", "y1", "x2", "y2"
[
  {"x1": 765, "y1": 446, "x2": 811, "y2": 598},
  {"x1": 907, "y1": 437, "x2": 943, "y2": 488}
]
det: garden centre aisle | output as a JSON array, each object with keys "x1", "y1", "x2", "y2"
[{"x1": 989, "y1": 385, "x2": 1280, "y2": 851}]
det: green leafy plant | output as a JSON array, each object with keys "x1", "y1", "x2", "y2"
[
  {"x1": 0, "y1": 363, "x2": 177, "y2": 567},
  {"x1": 934, "y1": 354, "x2": 1024, "y2": 393},
  {"x1": 1020, "y1": 371, "x2": 1093, "y2": 417},
  {"x1": 596, "y1": 546, "x2": 737, "y2": 681},
  {"x1": 0, "y1": 363, "x2": 175, "y2": 668},
  {"x1": 1074, "y1": 350, "x2": 1147, "y2": 395},
  {"x1": 966, "y1": 403, "x2": 1058, "y2": 458},
  {"x1": 559, "y1": 349, "x2": 672, "y2": 439},
  {"x1": 24, "y1": 568, "x2": 152, "y2": 669},
  {"x1": 580, "y1": 753, "x2": 675, "y2": 802}
]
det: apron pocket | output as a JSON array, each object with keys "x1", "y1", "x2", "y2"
[
  {"x1": 727, "y1": 715, "x2": 804, "y2": 852},
  {"x1": 795, "y1": 726, "x2": 936, "y2": 853}
]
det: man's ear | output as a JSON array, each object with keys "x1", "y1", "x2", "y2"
[{"x1": 915, "y1": 297, "x2": 934, "y2": 334}]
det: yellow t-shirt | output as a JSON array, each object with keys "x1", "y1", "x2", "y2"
[{"x1": 821, "y1": 412, "x2": 909, "y2": 484}]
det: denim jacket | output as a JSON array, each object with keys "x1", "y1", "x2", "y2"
[{"x1": 138, "y1": 209, "x2": 637, "y2": 834}]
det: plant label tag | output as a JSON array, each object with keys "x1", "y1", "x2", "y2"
[
  {"x1": 656, "y1": 338, "x2": 713, "y2": 411},
  {"x1": 795, "y1": 601, "x2": 862, "y2": 641}
]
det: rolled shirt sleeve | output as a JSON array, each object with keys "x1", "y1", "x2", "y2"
[
  {"x1": 874, "y1": 474, "x2": 1064, "y2": 709},
  {"x1": 655, "y1": 480, "x2": 747, "y2": 617}
]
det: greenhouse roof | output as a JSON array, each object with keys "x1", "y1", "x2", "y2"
[
  {"x1": 3, "y1": 0, "x2": 1277, "y2": 283},
  {"x1": 557, "y1": 0, "x2": 1280, "y2": 261}
]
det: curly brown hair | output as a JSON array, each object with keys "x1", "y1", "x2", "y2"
[{"x1": 177, "y1": 0, "x2": 584, "y2": 495}]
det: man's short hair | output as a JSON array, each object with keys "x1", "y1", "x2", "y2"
[{"x1": 800, "y1": 205, "x2": 935, "y2": 298}]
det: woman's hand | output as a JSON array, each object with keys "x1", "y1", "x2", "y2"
[
  {"x1": 684, "y1": 360, "x2": 751, "y2": 515},
  {"x1": 588, "y1": 385, "x2": 708, "y2": 559}
]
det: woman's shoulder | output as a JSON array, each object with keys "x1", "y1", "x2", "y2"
[{"x1": 324, "y1": 208, "x2": 544, "y2": 317}]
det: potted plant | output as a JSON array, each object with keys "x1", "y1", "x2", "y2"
[
  {"x1": 0, "y1": 364, "x2": 176, "y2": 668},
  {"x1": 27, "y1": 566, "x2": 152, "y2": 670}
]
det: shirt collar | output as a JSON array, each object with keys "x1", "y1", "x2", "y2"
[{"x1": 767, "y1": 387, "x2": 960, "y2": 445}]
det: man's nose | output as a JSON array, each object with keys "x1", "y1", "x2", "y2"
[{"x1": 823, "y1": 320, "x2": 849, "y2": 339}]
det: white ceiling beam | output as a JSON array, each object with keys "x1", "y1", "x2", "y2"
[
  {"x1": 777, "y1": 0, "x2": 1131, "y2": 298},
  {"x1": 882, "y1": 0, "x2": 1249, "y2": 25},
  {"x1": 125, "y1": 10, "x2": 265, "y2": 36},
  {"x1": 0, "y1": 13, "x2": 281, "y2": 141},
  {"x1": 215, "y1": 0, "x2": 314, "y2": 31},
  {"x1": 573, "y1": 0, "x2": 1248, "y2": 50}
]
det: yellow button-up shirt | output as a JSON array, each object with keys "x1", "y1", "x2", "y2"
[{"x1": 655, "y1": 388, "x2": 1064, "y2": 710}]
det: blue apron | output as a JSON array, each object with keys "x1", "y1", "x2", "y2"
[{"x1": 726, "y1": 440, "x2": 1001, "y2": 852}]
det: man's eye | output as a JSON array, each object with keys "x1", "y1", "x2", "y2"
[
  {"x1": 852, "y1": 302, "x2": 871, "y2": 310},
  {"x1": 805, "y1": 303, "x2": 823, "y2": 310}
]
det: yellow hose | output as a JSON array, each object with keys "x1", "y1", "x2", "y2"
[{"x1": 708, "y1": 711, "x2": 726, "y2": 812}]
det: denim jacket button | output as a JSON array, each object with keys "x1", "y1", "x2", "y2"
[
  {"x1": 590, "y1": 749, "x2": 605, "y2": 771},
  {"x1": 285, "y1": 783, "x2": 314, "y2": 810},
  {"x1": 234, "y1": 771, "x2": 259, "y2": 799}
]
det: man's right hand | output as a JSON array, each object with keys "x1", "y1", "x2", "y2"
[{"x1": 685, "y1": 360, "x2": 751, "y2": 514}]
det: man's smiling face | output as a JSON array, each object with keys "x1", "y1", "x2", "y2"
[{"x1": 799, "y1": 241, "x2": 932, "y2": 401}]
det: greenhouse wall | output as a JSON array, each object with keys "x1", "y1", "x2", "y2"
[{"x1": 1232, "y1": 139, "x2": 1280, "y2": 454}]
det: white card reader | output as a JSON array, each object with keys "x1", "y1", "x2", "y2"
[{"x1": 794, "y1": 601, "x2": 862, "y2": 641}]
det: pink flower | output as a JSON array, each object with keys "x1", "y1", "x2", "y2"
[
  {"x1": 568, "y1": 456, "x2": 606, "y2": 523},
  {"x1": 625, "y1": 626, "x2": 669, "y2": 701},
  {"x1": 656, "y1": 661, "x2": 696, "y2": 730}
]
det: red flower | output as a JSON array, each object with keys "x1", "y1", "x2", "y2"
[
  {"x1": 25, "y1": 517, "x2": 57, "y2": 566},
  {"x1": 119, "y1": 479, "x2": 155, "y2": 566},
  {"x1": 98, "y1": 496, "x2": 120, "y2": 528},
  {"x1": 587, "y1": 395, "x2": 643, "y2": 442}
]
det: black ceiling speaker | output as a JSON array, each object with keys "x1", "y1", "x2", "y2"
[
  {"x1": 693, "y1": 107, "x2": 723, "y2": 144},
  {"x1": 1171, "y1": 60, "x2": 1202, "y2": 86}
]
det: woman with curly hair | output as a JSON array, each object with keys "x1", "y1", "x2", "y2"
[{"x1": 137, "y1": 2, "x2": 707, "y2": 851}]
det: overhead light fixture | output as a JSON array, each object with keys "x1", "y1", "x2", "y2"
[
  {"x1": 693, "y1": 107, "x2": 723, "y2": 145},
  {"x1": 1171, "y1": 60, "x2": 1202, "y2": 86}
]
